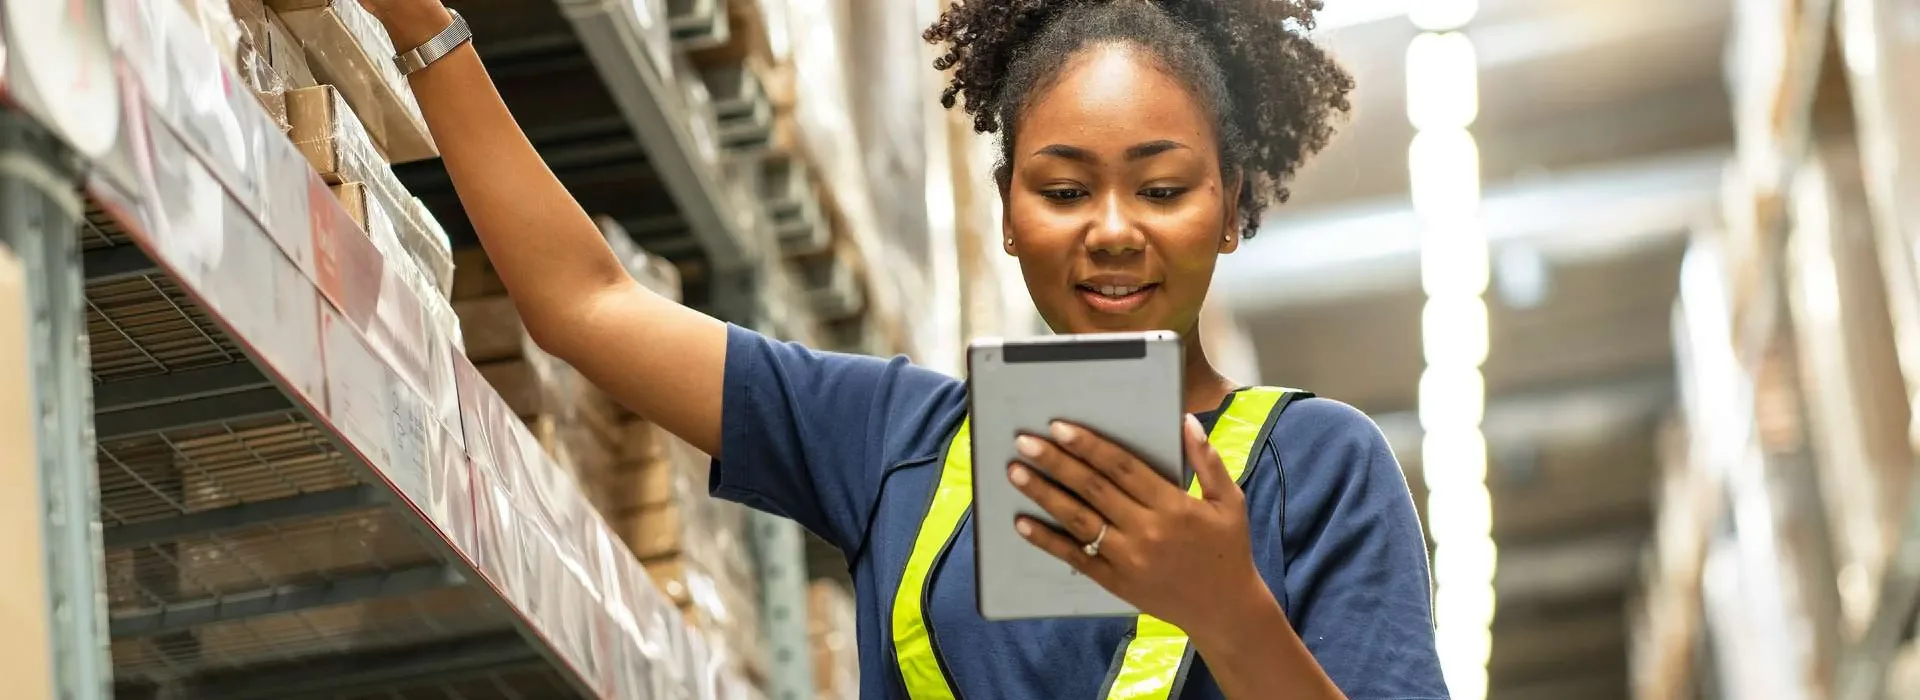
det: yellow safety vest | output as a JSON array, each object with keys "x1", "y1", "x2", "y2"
[{"x1": 890, "y1": 387, "x2": 1308, "y2": 699}]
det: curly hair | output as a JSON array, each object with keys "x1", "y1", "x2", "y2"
[{"x1": 924, "y1": 0, "x2": 1354, "y2": 238}]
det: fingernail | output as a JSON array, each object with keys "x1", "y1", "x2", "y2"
[
  {"x1": 1016, "y1": 519, "x2": 1034, "y2": 537},
  {"x1": 1016, "y1": 435, "x2": 1045, "y2": 459},
  {"x1": 1186, "y1": 414, "x2": 1204, "y2": 439},
  {"x1": 1009, "y1": 464, "x2": 1031, "y2": 486},
  {"x1": 1049, "y1": 421, "x2": 1077, "y2": 442}
]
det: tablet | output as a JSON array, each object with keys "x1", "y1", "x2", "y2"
[{"x1": 967, "y1": 331, "x2": 1186, "y2": 620}]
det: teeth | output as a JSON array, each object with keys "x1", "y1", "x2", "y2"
[{"x1": 1095, "y1": 285, "x2": 1142, "y2": 297}]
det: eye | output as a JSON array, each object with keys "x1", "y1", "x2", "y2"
[
  {"x1": 1140, "y1": 186, "x2": 1188, "y2": 201},
  {"x1": 1039, "y1": 188, "x2": 1088, "y2": 203}
]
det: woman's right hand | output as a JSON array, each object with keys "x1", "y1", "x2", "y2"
[{"x1": 359, "y1": 0, "x2": 455, "y2": 52}]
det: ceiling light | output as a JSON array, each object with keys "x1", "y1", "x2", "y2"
[
  {"x1": 1418, "y1": 365, "x2": 1487, "y2": 431},
  {"x1": 1422, "y1": 428, "x2": 1488, "y2": 489},
  {"x1": 1410, "y1": 0, "x2": 1478, "y2": 31},
  {"x1": 1422, "y1": 295, "x2": 1490, "y2": 367},
  {"x1": 1406, "y1": 32, "x2": 1479, "y2": 130},
  {"x1": 1409, "y1": 128, "x2": 1482, "y2": 222}
]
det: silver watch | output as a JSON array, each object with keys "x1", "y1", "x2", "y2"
[{"x1": 394, "y1": 8, "x2": 472, "y2": 76}]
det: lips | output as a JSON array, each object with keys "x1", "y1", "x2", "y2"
[{"x1": 1075, "y1": 282, "x2": 1159, "y2": 314}]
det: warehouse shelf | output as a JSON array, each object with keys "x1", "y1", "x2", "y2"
[{"x1": 1, "y1": 2, "x2": 757, "y2": 697}]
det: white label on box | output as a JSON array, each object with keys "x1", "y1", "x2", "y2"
[
  {"x1": 321, "y1": 309, "x2": 393, "y2": 470},
  {"x1": 384, "y1": 379, "x2": 430, "y2": 507}
]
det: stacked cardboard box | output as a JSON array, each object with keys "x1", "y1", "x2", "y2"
[
  {"x1": 217, "y1": 0, "x2": 456, "y2": 302},
  {"x1": 452, "y1": 258, "x2": 626, "y2": 515},
  {"x1": 0, "y1": 247, "x2": 54, "y2": 700},
  {"x1": 613, "y1": 418, "x2": 769, "y2": 685},
  {"x1": 808, "y1": 580, "x2": 857, "y2": 700}
]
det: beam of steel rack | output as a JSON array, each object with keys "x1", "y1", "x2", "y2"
[
  {"x1": 554, "y1": 0, "x2": 755, "y2": 274},
  {"x1": 109, "y1": 563, "x2": 466, "y2": 638},
  {"x1": 182, "y1": 631, "x2": 542, "y2": 700},
  {"x1": 94, "y1": 386, "x2": 291, "y2": 439},
  {"x1": 93, "y1": 363, "x2": 273, "y2": 413},
  {"x1": 81, "y1": 244, "x2": 158, "y2": 284},
  {"x1": 102, "y1": 484, "x2": 385, "y2": 549}
]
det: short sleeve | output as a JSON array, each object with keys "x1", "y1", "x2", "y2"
[
  {"x1": 1278, "y1": 399, "x2": 1450, "y2": 699},
  {"x1": 711, "y1": 324, "x2": 965, "y2": 554}
]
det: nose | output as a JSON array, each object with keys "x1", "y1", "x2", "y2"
[{"x1": 1085, "y1": 192, "x2": 1144, "y2": 255}]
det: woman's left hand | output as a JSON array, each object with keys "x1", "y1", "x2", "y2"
[{"x1": 1009, "y1": 413, "x2": 1273, "y2": 635}]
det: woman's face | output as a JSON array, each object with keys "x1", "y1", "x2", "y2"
[{"x1": 1003, "y1": 43, "x2": 1239, "y2": 338}]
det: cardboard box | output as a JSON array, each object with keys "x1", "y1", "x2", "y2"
[
  {"x1": 454, "y1": 295, "x2": 535, "y2": 363},
  {"x1": 621, "y1": 502, "x2": 684, "y2": 560},
  {"x1": 272, "y1": 0, "x2": 437, "y2": 162},
  {"x1": 0, "y1": 249, "x2": 53, "y2": 700},
  {"x1": 690, "y1": 0, "x2": 775, "y2": 69},
  {"x1": 611, "y1": 459, "x2": 679, "y2": 511},
  {"x1": 230, "y1": 0, "x2": 271, "y2": 53},
  {"x1": 476, "y1": 357, "x2": 566, "y2": 419},
  {"x1": 265, "y1": 9, "x2": 319, "y2": 88},
  {"x1": 452, "y1": 248, "x2": 509, "y2": 301},
  {"x1": 287, "y1": 85, "x2": 379, "y2": 185},
  {"x1": 621, "y1": 419, "x2": 670, "y2": 464}
]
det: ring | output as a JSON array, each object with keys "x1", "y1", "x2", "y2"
[{"x1": 1082, "y1": 523, "x2": 1109, "y2": 557}]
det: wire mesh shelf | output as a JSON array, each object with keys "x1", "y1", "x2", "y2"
[{"x1": 75, "y1": 199, "x2": 565, "y2": 698}]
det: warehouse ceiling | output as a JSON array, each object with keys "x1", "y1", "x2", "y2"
[{"x1": 1220, "y1": 1, "x2": 1736, "y2": 698}]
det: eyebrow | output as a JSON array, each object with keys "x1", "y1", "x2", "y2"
[
  {"x1": 1032, "y1": 140, "x2": 1191, "y2": 163},
  {"x1": 1124, "y1": 140, "x2": 1189, "y2": 161}
]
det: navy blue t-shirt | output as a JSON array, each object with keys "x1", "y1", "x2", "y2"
[{"x1": 711, "y1": 325, "x2": 1450, "y2": 699}]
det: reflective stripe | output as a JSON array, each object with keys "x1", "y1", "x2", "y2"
[
  {"x1": 1103, "y1": 387, "x2": 1292, "y2": 700},
  {"x1": 893, "y1": 388, "x2": 1302, "y2": 699},
  {"x1": 892, "y1": 419, "x2": 972, "y2": 699}
]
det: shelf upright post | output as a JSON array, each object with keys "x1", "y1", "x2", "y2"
[
  {"x1": 749, "y1": 510, "x2": 816, "y2": 700},
  {"x1": 736, "y1": 303, "x2": 817, "y2": 700},
  {"x1": 0, "y1": 108, "x2": 112, "y2": 700}
]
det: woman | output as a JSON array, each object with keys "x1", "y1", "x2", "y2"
[{"x1": 369, "y1": 0, "x2": 1449, "y2": 697}]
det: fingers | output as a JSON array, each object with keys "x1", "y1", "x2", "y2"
[
  {"x1": 1016, "y1": 516, "x2": 1113, "y2": 581},
  {"x1": 1015, "y1": 434, "x2": 1146, "y2": 526},
  {"x1": 1185, "y1": 414, "x2": 1239, "y2": 503},
  {"x1": 1009, "y1": 462, "x2": 1115, "y2": 540},
  {"x1": 1044, "y1": 422, "x2": 1183, "y2": 508}
]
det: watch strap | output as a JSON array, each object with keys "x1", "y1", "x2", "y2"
[{"x1": 394, "y1": 9, "x2": 472, "y2": 76}]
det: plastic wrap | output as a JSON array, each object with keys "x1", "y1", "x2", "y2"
[
  {"x1": 675, "y1": 51, "x2": 723, "y2": 166},
  {"x1": 797, "y1": 252, "x2": 864, "y2": 321},
  {"x1": 287, "y1": 84, "x2": 453, "y2": 303},
  {"x1": 264, "y1": 8, "x2": 318, "y2": 87},
  {"x1": 1841, "y1": 0, "x2": 1920, "y2": 441},
  {"x1": 1783, "y1": 151, "x2": 1915, "y2": 635},
  {"x1": 779, "y1": 0, "x2": 909, "y2": 345},
  {"x1": 270, "y1": 0, "x2": 436, "y2": 162},
  {"x1": 180, "y1": 0, "x2": 246, "y2": 77},
  {"x1": 599, "y1": 216, "x2": 686, "y2": 302}
]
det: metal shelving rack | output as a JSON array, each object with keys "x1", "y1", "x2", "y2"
[
  {"x1": 0, "y1": 103, "x2": 114, "y2": 700},
  {"x1": 0, "y1": 0, "x2": 791, "y2": 697}
]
